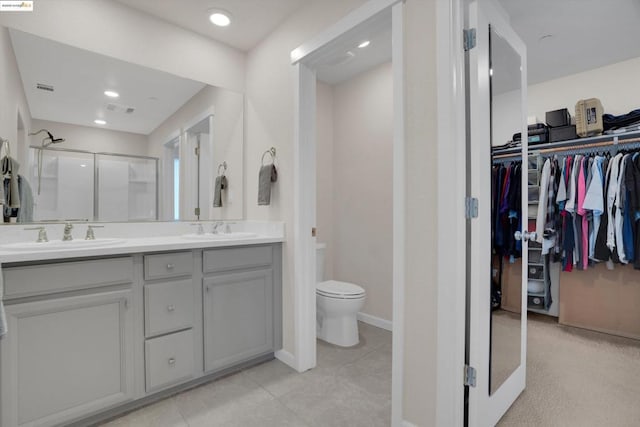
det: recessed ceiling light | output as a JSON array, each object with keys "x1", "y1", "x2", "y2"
[
  {"x1": 104, "y1": 90, "x2": 119, "y2": 98},
  {"x1": 358, "y1": 40, "x2": 370, "y2": 49},
  {"x1": 209, "y1": 10, "x2": 231, "y2": 27},
  {"x1": 94, "y1": 119, "x2": 107, "y2": 125}
]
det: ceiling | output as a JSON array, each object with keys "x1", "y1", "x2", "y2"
[
  {"x1": 113, "y1": 0, "x2": 640, "y2": 88},
  {"x1": 10, "y1": 29, "x2": 206, "y2": 135},
  {"x1": 498, "y1": 0, "x2": 640, "y2": 85},
  {"x1": 114, "y1": 0, "x2": 310, "y2": 51},
  {"x1": 312, "y1": 9, "x2": 391, "y2": 85}
]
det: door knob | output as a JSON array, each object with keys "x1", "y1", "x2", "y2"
[{"x1": 514, "y1": 230, "x2": 537, "y2": 242}]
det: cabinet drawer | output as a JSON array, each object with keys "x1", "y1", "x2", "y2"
[
  {"x1": 144, "y1": 279, "x2": 194, "y2": 337},
  {"x1": 144, "y1": 252, "x2": 192, "y2": 280},
  {"x1": 3, "y1": 257, "x2": 134, "y2": 299},
  {"x1": 528, "y1": 265, "x2": 544, "y2": 280},
  {"x1": 203, "y1": 245, "x2": 272, "y2": 274},
  {"x1": 145, "y1": 329, "x2": 194, "y2": 393}
]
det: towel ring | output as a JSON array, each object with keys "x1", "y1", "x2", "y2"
[
  {"x1": 217, "y1": 161, "x2": 227, "y2": 176},
  {"x1": 261, "y1": 147, "x2": 276, "y2": 166}
]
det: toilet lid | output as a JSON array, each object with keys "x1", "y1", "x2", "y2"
[{"x1": 316, "y1": 280, "x2": 365, "y2": 299}]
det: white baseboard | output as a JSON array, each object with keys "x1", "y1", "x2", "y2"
[
  {"x1": 357, "y1": 312, "x2": 393, "y2": 331},
  {"x1": 274, "y1": 349, "x2": 297, "y2": 371}
]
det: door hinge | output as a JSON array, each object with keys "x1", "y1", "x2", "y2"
[
  {"x1": 464, "y1": 28, "x2": 477, "y2": 51},
  {"x1": 195, "y1": 146, "x2": 200, "y2": 156},
  {"x1": 311, "y1": 227, "x2": 317, "y2": 237},
  {"x1": 464, "y1": 365, "x2": 477, "y2": 387},
  {"x1": 194, "y1": 207, "x2": 200, "y2": 217},
  {"x1": 465, "y1": 197, "x2": 478, "y2": 219}
]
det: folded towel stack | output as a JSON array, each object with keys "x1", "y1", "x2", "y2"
[
  {"x1": 213, "y1": 175, "x2": 228, "y2": 207},
  {"x1": 258, "y1": 164, "x2": 278, "y2": 205}
]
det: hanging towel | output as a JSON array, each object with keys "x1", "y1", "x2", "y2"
[
  {"x1": 213, "y1": 175, "x2": 228, "y2": 208},
  {"x1": 17, "y1": 175, "x2": 34, "y2": 223},
  {"x1": 258, "y1": 164, "x2": 278, "y2": 206},
  {"x1": 0, "y1": 171, "x2": 4, "y2": 206},
  {"x1": 1, "y1": 156, "x2": 20, "y2": 208},
  {"x1": 0, "y1": 265, "x2": 7, "y2": 339}
]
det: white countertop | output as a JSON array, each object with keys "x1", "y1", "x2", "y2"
[{"x1": 0, "y1": 234, "x2": 284, "y2": 264}]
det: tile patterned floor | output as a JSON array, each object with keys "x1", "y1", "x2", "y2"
[{"x1": 100, "y1": 322, "x2": 392, "y2": 427}]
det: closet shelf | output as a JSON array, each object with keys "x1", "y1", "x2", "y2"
[{"x1": 492, "y1": 129, "x2": 640, "y2": 159}]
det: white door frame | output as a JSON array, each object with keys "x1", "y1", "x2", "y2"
[
  {"x1": 435, "y1": 0, "x2": 468, "y2": 425},
  {"x1": 291, "y1": 0, "x2": 404, "y2": 425}
]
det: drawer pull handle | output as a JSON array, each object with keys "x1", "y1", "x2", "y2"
[
  {"x1": 168, "y1": 357, "x2": 176, "y2": 366},
  {"x1": 167, "y1": 304, "x2": 175, "y2": 312},
  {"x1": 166, "y1": 263, "x2": 175, "y2": 269}
]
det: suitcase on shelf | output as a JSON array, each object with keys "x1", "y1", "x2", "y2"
[{"x1": 575, "y1": 98, "x2": 604, "y2": 137}]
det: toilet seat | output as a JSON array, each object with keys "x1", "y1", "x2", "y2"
[{"x1": 316, "y1": 280, "x2": 365, "y2": 299}]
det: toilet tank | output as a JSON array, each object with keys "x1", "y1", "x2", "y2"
[{"x1": 316, "y1": 243, "x2": 326, "y2": 283}]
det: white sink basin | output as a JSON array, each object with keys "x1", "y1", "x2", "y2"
[
  {"x1": 1, "y1": 238, "x2": 126, "y2": 251},
  {"x1": 181, "y1": 232, "x2": 257, "y2": 240}
]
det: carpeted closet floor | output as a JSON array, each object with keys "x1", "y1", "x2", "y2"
[{"x1": 498, "y1": 313, "x2": 640, "y2": 426}]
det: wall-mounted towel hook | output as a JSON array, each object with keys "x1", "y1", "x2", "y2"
[
  {"x1": 217, "y1": 161, "x2": 227, "y2": 176},
  {"x1": 261, "y1": 147, "x2": 276, "y2": 166}
]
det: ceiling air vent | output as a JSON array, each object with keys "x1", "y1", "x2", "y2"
[
  {"x1": 106, "y1": 103, "x2": 135, "y2": 114},
  {"x1": 36, "y1": 83, "x2": 54, "y2": 92}
]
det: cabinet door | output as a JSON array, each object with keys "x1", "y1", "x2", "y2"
[
  {"x1": 203, "y1": 269, "x2": 273, "y2": 372},
  {"x1": 1, "y1": 290, "x2": 134, "y2": 427}
]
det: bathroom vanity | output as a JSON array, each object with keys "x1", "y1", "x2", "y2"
[{"x1": 0, "y1": 232, "x2": 283, "y2": 427}]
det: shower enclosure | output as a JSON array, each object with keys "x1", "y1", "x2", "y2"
[{"x1": 29, "y1": 147, "x2": 158, "y2": 222}]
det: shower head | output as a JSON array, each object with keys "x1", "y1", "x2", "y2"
[{"x1": 29, "y1": 129, "x2": 65, "y2": 146}]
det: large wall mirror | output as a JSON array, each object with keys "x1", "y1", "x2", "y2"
[
  {"x1": 489, "y1": 24, "x2": 523, "y2": 395},
  {"x1": 1, "y1": 28, "x2": 243, "y2": 224}
]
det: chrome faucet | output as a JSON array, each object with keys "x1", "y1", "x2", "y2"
[
  {"x1": 224, "y1": 222, "x2": 236, "y2": 234},
  {"x1": 212, "y1": 221, "x2": 224, "y2": 234},
  {"x1": 85, "y1": 225, "x2": 104, "y2": 240},
  {"x1": 190, "y1": 223, "x2": 205, "y2": 235},
  {"x1": 62, "y1": 222, "x2": 74, "y2": 241},
  {"x1": 24, "y1": 226, "x2": 48, "y2": 243}
]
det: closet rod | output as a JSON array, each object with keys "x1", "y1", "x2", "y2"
[{"x1": 492, "y1": 136, "x2": 640, "y2": 160}]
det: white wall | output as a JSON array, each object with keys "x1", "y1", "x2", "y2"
[
  {"x1": 316, "y1": 62, "x2": 393, "y2": 322},
  {"x1": 148, "y1": 86, "x2": 244, "y2": 221},
  {"x1": 528, "y1": 56, "x2": 640, "y2": 120},
  {"x1": 244, "y1": 0, "x2": 369, "y2": 359},
  {"x1": 30, "y1": 119, "x2": 149, "y2": 157},
  {"x1": 247, "y1": 1, "x2": 440, "y2": 424},
  {"x1": 493, "y1": 55, "x2": 640, "y2": 147},
  {"x1": 0, "y1": 26, "x2": 32, "y2": 165},
  {"x1": 316, "y1": 82, "x2": 335, "y2": 279},
  {"x1": 403, "y1": 0, "x2": 439, "y2": 424},
  {"x1": 0, "y1": 0, "x2": 245, "y2": 92}
]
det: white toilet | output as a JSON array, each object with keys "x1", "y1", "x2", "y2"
[{"x1": 316, "y1": 243, "x2": 366, "y2": 347}]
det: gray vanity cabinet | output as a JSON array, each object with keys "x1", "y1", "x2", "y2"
[
  {"x1": 0, "y1": 243, "x2": 282, "y2": 427},
  {"x1": 142, "y1": 251, "x2": 198, "y2": 393},
  {"x1": 203, "y1": 269, "x2": 274, "y2": 372},
  {"x1": 0, "y1": 258, "x2": 135, "y2": 427},
  {"x1": 202, "y1": 245, "x2": 281, "y2": 373}
]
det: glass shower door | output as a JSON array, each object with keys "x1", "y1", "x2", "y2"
[{"x1": 29, "y1": 148, "x2": 94, "y2": 222}]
